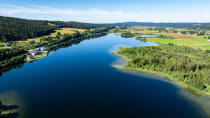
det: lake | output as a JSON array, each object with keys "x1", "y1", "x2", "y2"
[{"x1": 0, "y1": 34, "x2": 210, "y2": 118}]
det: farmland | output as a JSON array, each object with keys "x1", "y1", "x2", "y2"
[{"x1": 122, "y1": 26, "x2": 210, "y2": 50}]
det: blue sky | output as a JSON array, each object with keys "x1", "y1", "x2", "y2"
[{"x1": 0, "y1": 0, "x2": 210, "y2": 23}]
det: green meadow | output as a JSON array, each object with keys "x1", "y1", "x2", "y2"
[{"x1": 147, "y1": 35, "x2": 210, "y2": 50}]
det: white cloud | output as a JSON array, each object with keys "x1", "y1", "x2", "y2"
[
  {"x1": 0, "y1": 4, "x2": 210, "y2": 23},
  {"x1": 0, "y1": 4, "x2": 126, "y2": 17},
  {"x1": 2, "y1": 11, "x2": 14, "y2": 15}
]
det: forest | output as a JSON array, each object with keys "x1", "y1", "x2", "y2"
[
  {"x1": 0, "y1": 16, "x2": 57, "y2": 42},
  {"x1": 117, "y1": 43, "x2": 210, "y2": 90},
  {"x1": 48, "y1": 21, "x2": 110, "y2": 29},
  {"x1": 0, "y1": 16, "x2": 110, "y2": 42}
]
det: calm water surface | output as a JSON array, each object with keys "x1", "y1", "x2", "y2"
[
  {"x1": 140, "y1": 35, "x2": 158, "y2": 37},
  {"x1": 0, "y1": 34, "x2": 210, "y2": 118}
]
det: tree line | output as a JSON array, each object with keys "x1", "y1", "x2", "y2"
[
  {"x1": 117, "y1": 43, "x2": 210, "y2": 90},
  {"x1": 48, "y1": 21, "x2": 111, "y2": 29}
]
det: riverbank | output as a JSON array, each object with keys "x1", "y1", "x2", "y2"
[
  {"x1": 0, "y1": 27, "x2": 111, "y2": 70},
  {"x1": 111, "y1": 51, "x2": 210, "y2": 98}
]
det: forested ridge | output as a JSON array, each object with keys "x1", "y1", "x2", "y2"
[
  {"x1": 117, "y1": 43, "x2": 210, "y2": 90},
  {"x1": 0, "y1": 16, "x2": 110, "y2": 42},
  {"x1": 0, "y1": 16, "x2": 57, "y2": 42},
  {"x1": 113, "y1": 22, "x2": 210, "y2": 29},
  {"x1": 48, "y1": 21, "x2": 110, "y2": 29}
]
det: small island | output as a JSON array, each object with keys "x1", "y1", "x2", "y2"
[{"x1": 121, "y1": 32, "x2": 134, "y2": 38}]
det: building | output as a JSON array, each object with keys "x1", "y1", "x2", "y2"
[
  {"x1": 40, "y1": 47, "x2": 46, "y2": 51},
  {"x1": 35, "y1": 48, "x2": 40, "y2": 51},
  {"x1": 26, "y1": 55, "x2": 34, "y2": 60},
  {"x1": 29, "y1": 49, "x2": 38, "y2": 56}
]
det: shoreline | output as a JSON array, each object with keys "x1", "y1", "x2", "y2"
[
  {"x1": 111, "y1": 52, "x2": 210, "y2": 98},
  {"x1": 112, "y1": 51, "x2": 210, "y2": 117}
]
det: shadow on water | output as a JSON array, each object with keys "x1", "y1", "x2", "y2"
[
  {"x1": 4, "y1": 105, "x2": 19, "y2": 111},
  {"x1": 4, "y1": 113, "x2": 19, "y2": 118}
]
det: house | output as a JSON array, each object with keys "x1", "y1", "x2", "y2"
[
  {"x1": 16, "y1": 41, "x2": 19, "y2": 43},
  {"x1": 40, "y1": 47, "x2": 46, "y2": 51},
  {"x1": 5, "y1": 43, "x2": 9, "y2": 45},
  {"x1": 35, "y1": 42, "x2": 39, "y2": 44},
  {"x1": 29, "y1": 49, "x2": 38, "y2": 56},
  {"x1": 26, "y1": 55, "x2": 34, "y2": 60},
  {"x1": 205, "y1": 32, "x2": 210, "y2": 36}
]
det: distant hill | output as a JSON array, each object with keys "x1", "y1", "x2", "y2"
[
  {"x1": 0, "y1": 16, "x2": 110, "y2": 42},
  {"x1": 112, "y1": 22, "x2": 210, "y2": 28},
  {"x1": 48, "y1": 21, "x2": 110, "y2": 29}
]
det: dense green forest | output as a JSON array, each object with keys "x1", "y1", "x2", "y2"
[
  {"x1": 48, "y1": 21, "x2": 110, "y2": 29},
  {"x1": 0, "y1": 16, "x2": 111, "y2": 42},
  {"x1": 117, "y1": 43, "x2": 210, "y2": 90},
  {"x1": 0, "y1": 16, "x2": 57, "y2": 42}
]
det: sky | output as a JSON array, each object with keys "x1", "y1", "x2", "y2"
[{"x1": 0, "y1": 0, "x2": 210, "y2": 23}]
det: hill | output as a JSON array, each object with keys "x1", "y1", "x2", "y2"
[
  {"x1": 0, "y1": 16, "x2": 110, "y2": 42},
  {"x1": 113, "y1": 22, "x2": 210, "y2": 28}
]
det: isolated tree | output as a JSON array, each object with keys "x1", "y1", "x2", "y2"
[{"x1": 57, "y1": 32, "x2": 61, "y2": 36}]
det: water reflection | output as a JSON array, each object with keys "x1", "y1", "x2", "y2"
[{"x1": 177, "y1": 82, "x2": 202, "y2": 98}]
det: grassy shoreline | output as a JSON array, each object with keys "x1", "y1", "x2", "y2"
[{"x1": 112, "y1": 52, "x2": 210, "y2": 98}]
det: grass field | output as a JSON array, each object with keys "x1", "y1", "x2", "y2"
[
  {"x1": 153, "y1": 32, "x2": 198, "y2": 40},
  {"x1": 27, "y1": 28, "x2": 86, "y2": 42},
  {"x1": 47, "y1": 23, "x2": 58, "y2": 26},
  {"x1": 147, "y1": 35, "x2": 210, "y2": 50}
]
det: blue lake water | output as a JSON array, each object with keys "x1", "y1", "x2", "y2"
[
  {"x1": 140, "y1": 35, "x2": 158, "y2": 37},
  {"x1": 0, "y1": 34, "x2": 210, "y2": 118}
]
